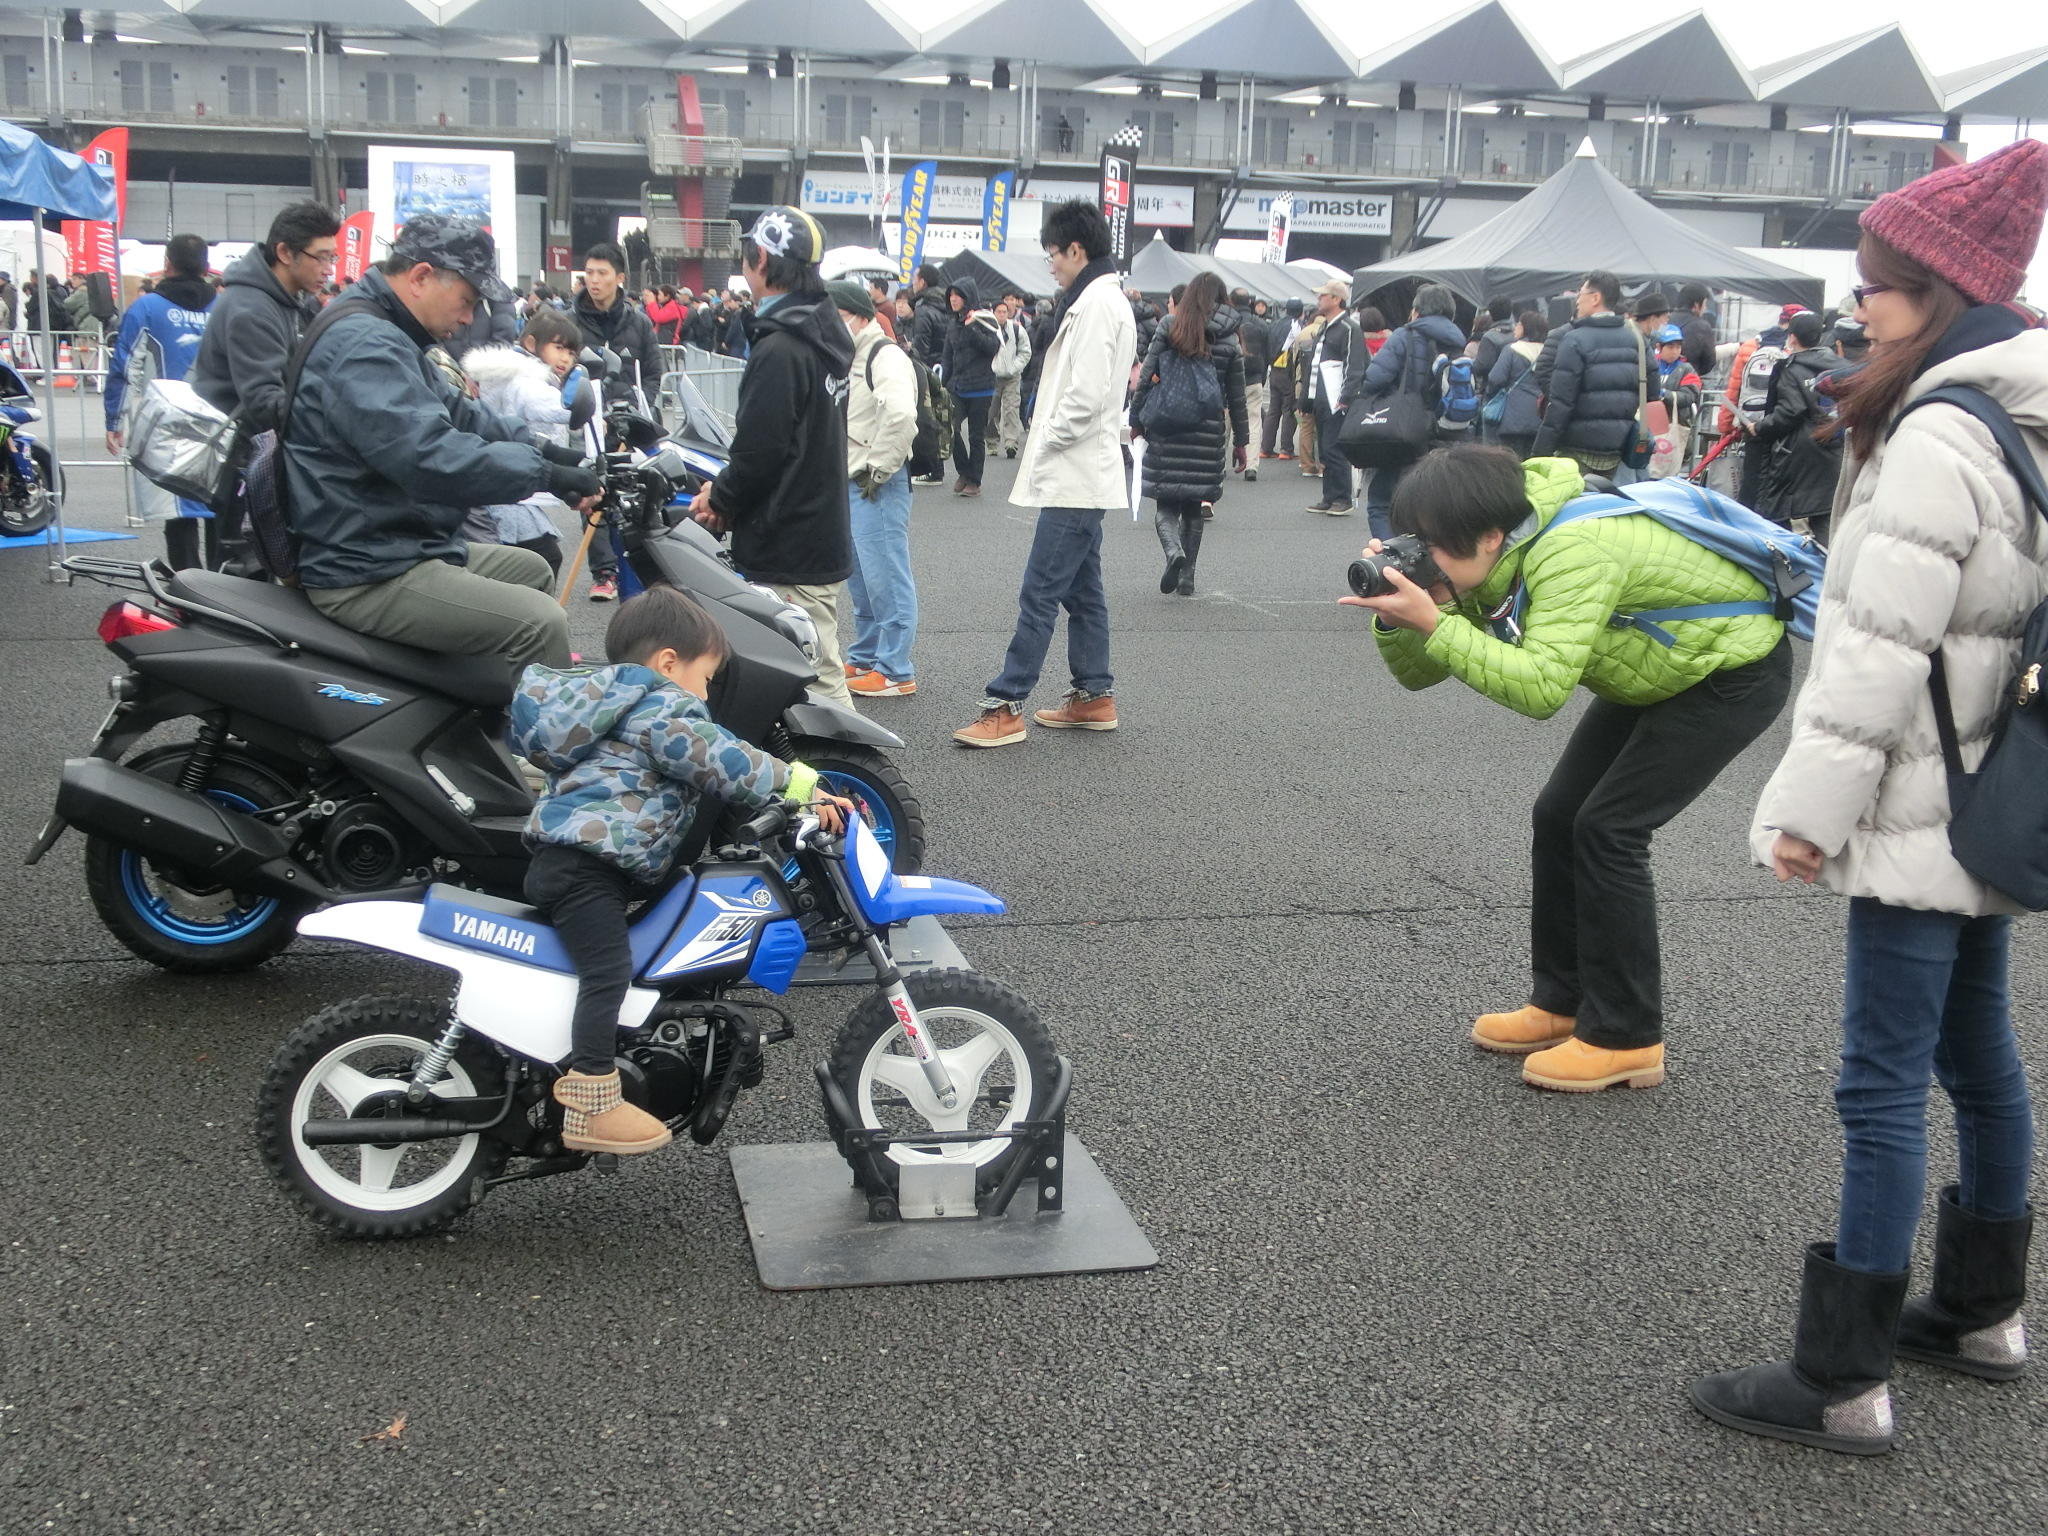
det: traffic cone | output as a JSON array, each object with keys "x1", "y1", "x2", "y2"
[{"x1": 53, "y1": 339, "x2": 76, "y2": 389}]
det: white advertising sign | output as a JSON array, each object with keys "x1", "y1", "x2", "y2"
[
  {"x1": 805, "y1": 169, "x2": 1196, "y2": 229},
  {"x1": 366, "y1": 144, "x2": 519, "y2": 291},
  {"x1": 1224, "y1": 189, "x2": 1393, "y2": 237},
  {"x1": 882, "y1": 222, "x2": 990, "y2": 260}
]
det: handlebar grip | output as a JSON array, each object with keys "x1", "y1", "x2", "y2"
[{"x1": 740, "y1": 803, "x2": 790, "y2": 843}]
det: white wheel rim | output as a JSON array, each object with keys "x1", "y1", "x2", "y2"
[
  {"x1": 289, "y1": 1031, "x2": 483, "y2": 1213},
  {"x1": 855, "y1": 1005, "x2": 1034, "y2": 1171}
]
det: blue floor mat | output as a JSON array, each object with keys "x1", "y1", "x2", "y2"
[{"x1": 0, "y1": 527, "x2": 136, "y2": 551}]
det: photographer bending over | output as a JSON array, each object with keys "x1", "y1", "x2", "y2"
[{"x1": 1344, "y1": 446, "x2": 1791, "y2": 1091}]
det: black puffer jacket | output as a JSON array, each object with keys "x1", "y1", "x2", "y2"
[
  {"x1": 1751, "y1": 345, "x2": 1850, "y2": 521},
  {"x1": 941, "y1": 277, "x2": 1001, "y2": 397},
  {"x1": 1530, "y1": 311, "x2": 1650, "y2": 457},
  {"x1": 1239, "y1": 310, "x2": 1275, "y2": 376},
  {"x1": 573, "y1": 287, "x2": 662, "y2": 398},
  {"x1": 1131, "y1": 306, "x2": 1250, "y2": 506},
  {"x1": 910, "y1": 287, "x2": 950, "y2": 368}
]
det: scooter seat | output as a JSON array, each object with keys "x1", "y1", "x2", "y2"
[{"x1": 165, "y1": 570, "x2": 519, "y2": 708}]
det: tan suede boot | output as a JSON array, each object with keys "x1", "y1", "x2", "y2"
[
  {"x1": 1471, "y1": 1004, "x2": 1576, "y2": 1055},
  {"x1": 552, "y1": 1069, "x2": 673, "y2": 1155}
]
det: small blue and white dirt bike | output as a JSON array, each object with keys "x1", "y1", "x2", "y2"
[{"x1": 256, "y1": 805, "x2": 1058, "y2": 1237}]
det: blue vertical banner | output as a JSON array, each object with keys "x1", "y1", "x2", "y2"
[
  {"x1": 981, "y1": 170, "x2": 1013, "y2": 251},
  {"x1": 897, "y1": 159, "x2": 937, "y2": 283}
]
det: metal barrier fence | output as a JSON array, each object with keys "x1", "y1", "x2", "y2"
[
  {"x1": 3, "y1": 328, "x2": 144, "y2": 530},
  {"x1": 659, "y1": 345, "x2": 743, "y2": 439}
]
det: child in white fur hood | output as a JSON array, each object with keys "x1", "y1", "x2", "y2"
[{"x1": 461, "y1": 309, "x2": 583, "y2": 575}]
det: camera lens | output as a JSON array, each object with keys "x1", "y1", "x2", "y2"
[{"x1": 1346, "y1": 558, "x2": 1387, "y2": 600}]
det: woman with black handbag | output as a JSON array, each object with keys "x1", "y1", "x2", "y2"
[
  {"x1": 1130, "y1": 273, "x2": 1247, "y2": 598},
  {"x1": 1692, "y1": 140, "x2": 2048, "y2": 1458},
  {"x1": 1340, "y1": 283, "x2": 1466, "y2": 539}
]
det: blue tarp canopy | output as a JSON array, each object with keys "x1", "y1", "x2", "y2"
[{"x1": 0, "y1": 119, "x2": 117, "y2": 223}]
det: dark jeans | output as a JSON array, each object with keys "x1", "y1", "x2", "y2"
[
  {"x1": 1835, "y1": 898, "x2": 2033, "y2": 1272},
  {"x1": 1316, "y1": 403, "x2": 1353, "y2": 504},
  {"x1": 986, "y1": 505, "x2": 1112, "y2": 704},
  {"x1": 1364, "y1": 462, "x2": 1406, "y2": 542},
  {"x1": 1262, "y1": 368, "x2": 1295, "y2": 455},
  {"x1": 525, "y1": 844, "x2": 639, "y2": 1073},
  {"x1": 1528, "y1": 638, "x2": 1792, "y2": 1049},
  {"x1": 952, "y1": 391, "x2": 992, "y2": 486}
]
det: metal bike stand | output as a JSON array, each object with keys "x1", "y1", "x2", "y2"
[{"x1": 786, "y1": 913, "x2": 968, "y2": 987}]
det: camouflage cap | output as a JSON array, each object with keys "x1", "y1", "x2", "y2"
[{"x1": 389, "y1": 213, "x2": 514, "y2": 303}]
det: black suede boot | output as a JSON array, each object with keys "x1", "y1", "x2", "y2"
[
  {"x1": 1690, "y1": 1242, "x2": 1909, "y2": 1456},
  {"x1": 1177, "y1": 514, "x2": 1202, "y2": 597},
  {"x1": 1897, "y1": 1184, "x2": 2033, "y2": 1381},
  {"x1": 1155, "y1": 508, "x2": 1186, "y2": 594}
]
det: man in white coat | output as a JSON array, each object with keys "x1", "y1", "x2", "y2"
[{"x1": 954, "y1": 201, "x2": 1135, "y2": 747}]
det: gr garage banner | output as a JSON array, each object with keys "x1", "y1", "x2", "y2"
[{"x1": 337, "y1": 211, "x2": 376, "y2": 286}]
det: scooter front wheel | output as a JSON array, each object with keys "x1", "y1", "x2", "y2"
[
  {"x1": 257, "y1": 994, "x2": 511, "y2": 1240},
  {"x1": 787, "y1": 739, "x2": 924, "y2": 874},
  {"x1": 826, "y1": 969, "x2": 1057, "y2": 1195}
]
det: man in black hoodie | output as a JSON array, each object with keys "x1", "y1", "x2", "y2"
[
  {"x1": 689, "y1": 207, "x2": 858, "y2": 707},
  {"x1": 942, "y1": 276, "x2": 1002, "y2": 495}
]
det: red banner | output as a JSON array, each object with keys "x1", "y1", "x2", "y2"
[
  {"x1": 337, "y1": 210, "x2": 376, "y2": 286},
  {"x1": 61, "y1": 128, "x2": 128, "y2": 277}
]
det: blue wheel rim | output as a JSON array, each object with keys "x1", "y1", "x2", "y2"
[
  {"x1": 783, "y1": 769, "x2": 897, "y2": 880},
  {"x1": 117, "y1": 788, "x2": 281, "y2": 945}
]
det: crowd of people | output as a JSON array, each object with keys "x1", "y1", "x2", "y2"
[{"x1": 63, "y1": 136, "x2": 2048, "y2": 1466}]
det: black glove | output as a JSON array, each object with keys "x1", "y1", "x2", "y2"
[
  {"x1": 543, "y1": 462, "x2": 602, "y2": 501},
  {"x1": 538, "y1": 440, "x2": 585, "y2": 468}
]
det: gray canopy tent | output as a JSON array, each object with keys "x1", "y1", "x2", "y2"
[
  {"x1": 1349, "y1": 147, "x2": 1822, "y2": 312},
  {"x1": 940, "y1": 247, "x2": 1060, "y2": 303}
]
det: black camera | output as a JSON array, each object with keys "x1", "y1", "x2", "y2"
[{"x1": 1346, "y1": 534, "x2": 1444, "y2": 600}]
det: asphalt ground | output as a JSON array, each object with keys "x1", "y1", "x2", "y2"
[{"x1": 5, "y1": 420, "x2": 2048, "y2": 1535}]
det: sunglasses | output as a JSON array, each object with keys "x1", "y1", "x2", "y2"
[{"x1": 1850, "y1": 283, "x2": 1894, "y2": 306}]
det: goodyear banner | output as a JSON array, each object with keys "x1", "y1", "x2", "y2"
[
  {"x1": 897, "y1": 159, "x2": 938, "y2": 283},
  {"x1": 62, "y1": 127, "x2": 127, "y2": 277},
  {"x1": 337, "y1": 210, "x2": 376, "y2": 286},
  {"x1": 980, "y1": 171, "x2": 1013, "y2": 251}
]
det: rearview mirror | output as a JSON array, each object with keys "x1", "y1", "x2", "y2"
[
  {"x1": 578, "y1": 346, "x2": 609, "y2": 381},
  {"x1": 567, "y1": 382, "x2": 596, "y2": 432}
]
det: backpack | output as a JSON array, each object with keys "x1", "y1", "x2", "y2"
[
  {"x1": 1739, "y1": 344, "x2": 1789, "y2": 417},
  {"x1": 1517, "y1": 477, "x2": 1825, "y2": 644},
  {"x1": 866, "y1": 339, "x2": 948, "y2": 480},
  {"x1": 1434, "y1": 353, "x2": 1479, "y2": 431},
  {"x1": 1137, "y1": 345, "x2": 1223, "y2": 437},
  {"x1": 1895, "y1": 383, "x2": 2048, "y2": 907}
]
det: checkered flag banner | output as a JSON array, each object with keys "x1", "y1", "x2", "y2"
[{"x1": 1099, "y1": 125, "x2": 1144, "y2": 270}]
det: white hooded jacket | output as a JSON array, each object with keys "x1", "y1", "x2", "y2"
[{"x1": 1752, "y1": 326, "x2": 2048, "y2": 915}]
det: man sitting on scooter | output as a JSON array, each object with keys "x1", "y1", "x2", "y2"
[{"x1": 286, "y1": 214, "x2": 601, "y2": 669}]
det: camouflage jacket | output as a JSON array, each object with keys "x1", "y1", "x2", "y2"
[{"x1": 509, "y1": 662, "x2": 816, "y2": 881}]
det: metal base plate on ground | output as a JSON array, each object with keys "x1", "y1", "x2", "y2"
[
  {"x1": 789, "y1": 913, "x2": 968, "y2": 986},
  {"x1": 728, "y1": 1138, "x2": 1157, "y2": 1291}
]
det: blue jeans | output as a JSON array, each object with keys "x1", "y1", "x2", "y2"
[
  {"x1": 1365, "y1": 462, "x2": 1405, "y2": 542},
  {"x1": 1835, "y1": 897, "x2": 2034, "y2": 1273},
  {"x1": 846, "y1": 470, "x2": 918, "y2": 680},
  {"x1": 986, "y1": 505, "x2": 1112, "y2": 704}
]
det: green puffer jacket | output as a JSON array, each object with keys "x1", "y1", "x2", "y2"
[{"x1": 1374, "y1": 458, "x2": 1785, "y2": 719}]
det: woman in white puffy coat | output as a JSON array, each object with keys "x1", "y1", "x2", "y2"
[{"x1": 1693, "y1": 140, "x2": 2048, "y2": 1457}]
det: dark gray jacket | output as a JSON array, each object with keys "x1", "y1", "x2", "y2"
[
  {"x1": 1352, "y1": 313, "x2": 1467, "y2": 405},
  {"x1": 941, "y1": 277, "x2": 1002, "y2": 398},
  {"x1": 188, "y1": 247, "x2": 316, "y2": 433},
  {"x1": 1530, "y1": 311, "x2": 1649, "y2": 458},
  {"x1": 1238, "y1": 310, "x2": 1275, "y2": 375},
  {"x1": 1751, "y1": 345, "x2": 1850, "y2": 522},
  {"x1": 910, "y1": 288, "x2": 950, "y2": 369},
  {"x1": 444, "y1": 299, "x2": 520, "y2": 362},
  {"x1": 285, "y1": 268, "x2": 544, "y2": 591}
]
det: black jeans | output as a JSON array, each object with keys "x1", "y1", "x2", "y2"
[
  {"x1": 163, "y1": 515, "x2": 219, "y2": 572},
  {"x1": 1262, "y1": 368, "x2": 1295, "y2": 455},
  {"x1": 1316, "y1": 402, "x2": 1353, "y2": 504},
  {"x1": 952, "y1": 392, "x2": 991, "y2": 486},
  {"x1": 525, "y1": 844, "x2": 640, "y2": 1073},
  {"x1": 1527, "y1": 638, "x2": 1792, "y2": 1048}
]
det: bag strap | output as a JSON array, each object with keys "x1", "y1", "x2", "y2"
[
  {"x1": 279, "y1": 295, "x2": 381, "y2": 442},
  {"x1": 1929, "y1": 650, "x2": 1969, "y2": 781}
]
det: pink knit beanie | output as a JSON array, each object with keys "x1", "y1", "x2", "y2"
[{"x1": 1860, "y1": 139, "x2": 2048, "y2": 304}]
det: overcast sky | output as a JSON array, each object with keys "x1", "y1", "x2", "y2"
[{"x1": 818, "y1": 0, "x2": 2047, "y2": 77}]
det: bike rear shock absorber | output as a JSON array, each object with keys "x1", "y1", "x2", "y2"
[{"x1": 177, "y1": 719, "x2": 227, "y2": 793}]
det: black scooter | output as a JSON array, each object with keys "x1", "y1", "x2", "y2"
[{"x1": 26, "y1": 386, "x2": 920, "y2": 975}]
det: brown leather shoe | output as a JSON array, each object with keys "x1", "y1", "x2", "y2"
[
  {"x1": 552, "y1": 1069, "x2": 672, "y2": 1154},
  {"x1": 952, "y1": 706, "x2": 1027, "y2": 748},
  {"x1": 1033, "y1": 691, "x2": 1118, "y2": 731},
  {"x1": 958, "y1": 483, "x2": 982, "y2": 498},
  {"x1": 1472, "y1": 1004, "x2": 1576, "y2": 1054}
]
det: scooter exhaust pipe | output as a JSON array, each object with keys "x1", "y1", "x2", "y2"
[{"x1": 49, "y1": 757, "x2": 337, "y2": 903}]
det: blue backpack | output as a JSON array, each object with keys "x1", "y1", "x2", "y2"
[
  {"x1": 1435, "y1": 353, "x2": 1480, "y2": 431},
  {"x1": 1522, "y1": 477, "x2": 1825, "y2": 645}
]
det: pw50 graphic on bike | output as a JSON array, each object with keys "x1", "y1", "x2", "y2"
[{"x1": 257, "y1": 804, "x2": 1061, "y2": 1236}]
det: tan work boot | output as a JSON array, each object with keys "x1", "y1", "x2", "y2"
[
  {"x1": 552, "y1": 1069, "x2": 673, "y2": 1154},
  {"x1": 1471, "y1": 1004, "x2": 1575, "y2": 1055},
  {"x1": 953, "y1": 705, "x2": 1027, "y2": 748},
  {"x1": 1033, "y1": 690, "x2": 1119, "y2": 731},
  {"x1": 1522, "y1": 1037, "x2": 1666, "y2": 1093}
]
